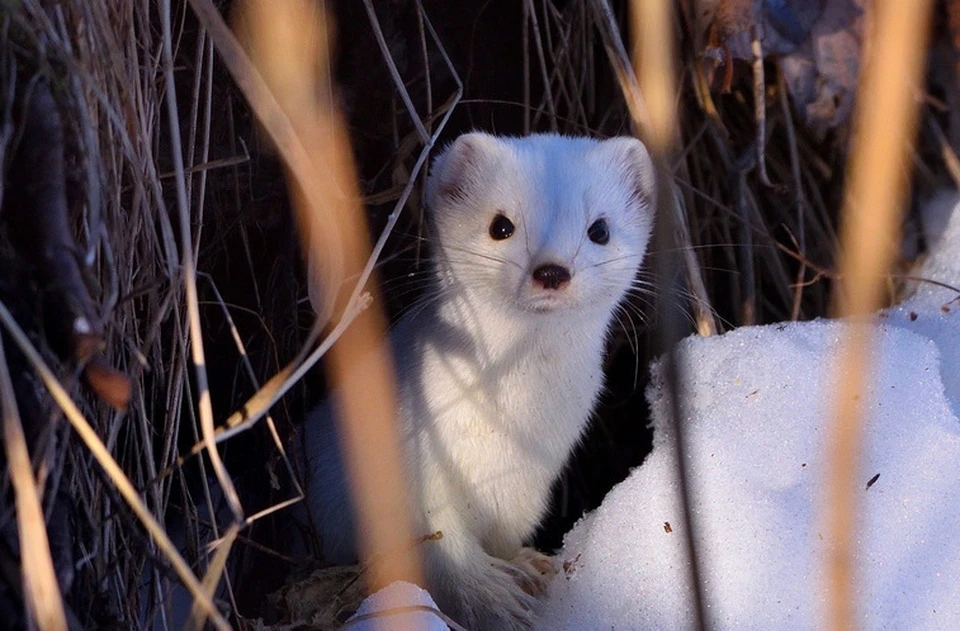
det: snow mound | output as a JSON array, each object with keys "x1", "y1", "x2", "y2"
[
  {"x1": 345, "y1": 581, "x2": 447, "y2": 631},
  {"x1": 540, "y1": 319, "x2": 960, "y2": 629}
]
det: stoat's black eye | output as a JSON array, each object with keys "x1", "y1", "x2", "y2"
[
  {"x1": 588, "y1": 218, "x2": 610, "y2": 245},
  {"x1": 489, "y1": 214, "x2": 515, "y2": 240}
]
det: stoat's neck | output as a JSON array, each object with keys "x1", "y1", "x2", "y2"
[
  {"x1": 417, "y1": 272, "x2": 614, "y2": 475},
  {"x1": 434, "y1": 275, "x2": 613, "y2": 377}
]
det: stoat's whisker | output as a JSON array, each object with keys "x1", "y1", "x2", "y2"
[
  {"x1": 440, "y1": 244, "x2": 523, "y2": 269},
  {"x1": 587, "y1": 252, "x2": 648, "y2": 270}
]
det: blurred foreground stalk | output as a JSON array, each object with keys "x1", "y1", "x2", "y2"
[
  {"x1": 231, "y1": 0, "x2": 422, "y2": 595},
  {"x1": 826, "y1": 1, "x2": 932, "y2": 629},
  {"x1": 630, "y1": 0, "x2": 707, "y2": 628}
]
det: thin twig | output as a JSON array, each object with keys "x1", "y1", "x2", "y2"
[
  {"x1": 778, "y1": 67, "x2": 808, "y2": 320},
  {"x1": 751, "y1": 23, "x2": 772, "y2": 186},
  {"x1": 362, "y1": 0, "x2": 429, "y2": 144}
]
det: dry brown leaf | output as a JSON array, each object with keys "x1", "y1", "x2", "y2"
[
  {"x1": 269, "y1": 565, "x2": 366, "y2": 627},
  {"x1": 697, "y1": 0, "x2": 864, "y2": 136},
  {"x1": 704, "y1": 0, "x2": 755, "y2": 48},
  {"x1": 82, "y1": 357, "x2": 131, "y2": 411}
]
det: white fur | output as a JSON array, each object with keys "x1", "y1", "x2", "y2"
[{"x1": 302, "y1": 133, "x2": 655, "y2": 629}]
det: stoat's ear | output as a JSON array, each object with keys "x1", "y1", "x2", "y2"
[
  {"x1": 602, "y1": 136, "x2": 657, "y2": 211},
  {"x1": 426, "y1": 132, "x2": 501, "y2": 208}
]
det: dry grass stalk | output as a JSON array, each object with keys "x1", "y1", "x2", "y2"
[
  {"x1": 160, "y1": 0, "x2": 244, "y2": 531},
  {"x1": 186, "y1": 522, "x2": 238, "y2": 631},
  {"x1": 630, "y1": 0, "x2": 676, "y2": 155},
  {"x1": 0, "y1": 335, "x2": 67, "y2": 631},
  {"x1": 230, "y1": 0, "x2": 423, "y2": 599},
  {"x1": 630, "y1": 1, "x2": 707, "y2": 628},
  {"x1": 825, "y1": 1, "x2": 934, "y2": 628}
]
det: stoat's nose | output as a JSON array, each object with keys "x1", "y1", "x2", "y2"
[{"x1": 532, "y1": 263, "x2": 572, "y2": 290}]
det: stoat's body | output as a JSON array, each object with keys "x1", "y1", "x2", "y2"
[{"x1": 303, "y1": 133, "x2": 655, "y2": 629}]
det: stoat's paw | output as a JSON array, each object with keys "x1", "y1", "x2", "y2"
[
  {"x1": 507, "y1": 548, "x2": 557, "y2": 596},
  {"x1": 440, "y1": 555, "x2": 541, "y2": 631}
]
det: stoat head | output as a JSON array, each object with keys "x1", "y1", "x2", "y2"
[{"x1": 425, "y1": 133, "x2": 655, "y2": 320}]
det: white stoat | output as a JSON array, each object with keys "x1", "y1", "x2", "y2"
[{"x1": 302, "y1": 132, "x2": 656, "y2": 630}]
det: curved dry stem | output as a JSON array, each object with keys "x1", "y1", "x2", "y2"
[{"x1": 159, "y1": 0, "x2": 244, "y2": 527}]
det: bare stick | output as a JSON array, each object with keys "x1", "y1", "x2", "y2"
[
  {"x1": 779, "y1": 68, "x2": 808, "y2": 320},
  {"x1": 362, "y1": 0, "x2": 429, "y2": 144}
]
